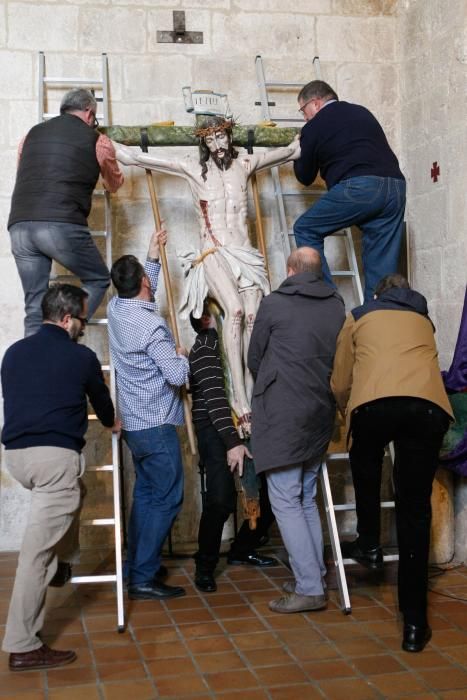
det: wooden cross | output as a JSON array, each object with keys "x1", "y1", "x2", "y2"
[{"x1": 431, "y1": 161, "x2": 440, "y2": 183}]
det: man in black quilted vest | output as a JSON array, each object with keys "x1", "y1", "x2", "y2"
[{"x1": 8, "y1": 88, "x2": 124, "y2": 336}]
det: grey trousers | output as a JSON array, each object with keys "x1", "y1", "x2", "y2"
[
  {"x1": 266, "y1": 459, "x2": 325, "y2": 596},
  {"x1": 9, "y1": 221, "x2": 110, "y2": 336},
  {"x1": 2, "y1": 446, "x2": 84, "y2": 653}
]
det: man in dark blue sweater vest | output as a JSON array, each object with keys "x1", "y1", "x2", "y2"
[
  {"x1": 1, "y1": 284, "x2": 119, "y2": 672},
  {"x1": 293, "y1": 80, "x2": 406, "y2": 301}
]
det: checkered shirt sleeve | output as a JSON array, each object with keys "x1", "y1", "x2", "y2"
[{"x1": 107, "y1": 260, "x2": 189, "y2": 431}]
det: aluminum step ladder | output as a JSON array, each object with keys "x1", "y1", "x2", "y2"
[
  {"x1": 255, "y1": 54, "x2": 364, "y2": 306},
  {"x1": 255, "y1": 55, "x2": 396, "y2": 614},
  {"x1": 38, "y1": 51, "x2": 125, "y2": 631}
]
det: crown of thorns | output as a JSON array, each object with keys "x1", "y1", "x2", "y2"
[{"x1": 194, "y1": 119, "x2": 235, "y2": 138}]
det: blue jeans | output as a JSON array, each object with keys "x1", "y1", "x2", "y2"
[
  {"x1": 293, "y1": 176, "x2": 406, "y2": 301},
  {"x1": 9, "y1": 221, "x2": 110, "y2": 336},
  {"x1": 123, "y1": 425, "x2": 184, "y2": 586}
]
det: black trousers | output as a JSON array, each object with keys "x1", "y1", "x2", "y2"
[
  {"x1": 195, "y1": 423, "x2": 274, "y2": 564},
  {"x1": 349, "y1": 397, "x2": 450, "y2": 626}
]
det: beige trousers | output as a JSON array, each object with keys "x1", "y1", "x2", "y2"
[{"x1": 2, "y1": 446, "x2": 84, "y2": 653}]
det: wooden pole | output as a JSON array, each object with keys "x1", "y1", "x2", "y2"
[
  {"x1": 140, "y1": 131, "x2": 197, "y2": 456},
  {"x1": 251, "y1": 177, "x2": 271, "y2": 284},
  {"x1": 247, "y1": 130, "x2": 271, "y2": 285}
]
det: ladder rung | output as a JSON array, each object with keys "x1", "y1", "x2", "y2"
[
  {"x1": 327, "y1": 453, "x2": 349, "y2": 460},
  {"x1": 333, "y1": 501, "x2": 395, "y2": 512},
  {"x1": 88, "y1": 319, "x2": 108, "y2": 326},
  {"x1": 71, "y1": 574, "x2": 117, "y2": 584},
  {"x1": 342, "y1": 554, "x2": 399, "y2": 566},
  {"x1": 87, "y1": 465, "x2": 114, "y2": 472},
  {"x1": 90, "y1": 230, "x2": 109, "y2": 237},
  {"x1": 266, "y1": 117, "x2": 303, "y2": 123},
  {"x1": 282, "y1": 190, "x2": 325, "y2": 197},
  {"x1": 265, "y1": 81, "x2": 304, "y2": 88},
  {"x1": 81, "y1": 518, "x2": 115, "y2": 526},
  {"x1": 331, "y1": 270, "x2": 358, "y2": 278},
  {"x1": 42, "y1": 78, "x2": 104, "y2": 87}
]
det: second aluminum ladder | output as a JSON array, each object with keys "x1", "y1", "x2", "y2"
[
  {"x1": 38, "y1": 51, "x2": 125, "y2": 631},
  {"x1": 254, "y1": 54, "x2": 396, "y2": 614}
]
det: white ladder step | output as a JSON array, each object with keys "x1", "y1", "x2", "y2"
[
  {"x1": 71, "y1": 574, "x2": 117, "y2": 584},
  {"x1": 87, "y1": 464, "x2": 114, "y2": 472},
  {"x1": 333, "y1": 501, "x2": 395, "y2": 512}
]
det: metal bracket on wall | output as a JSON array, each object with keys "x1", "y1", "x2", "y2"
[{"x1": 157, "y1": 11, "x2": 203, "y2": 44}]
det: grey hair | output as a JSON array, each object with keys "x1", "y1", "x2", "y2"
[
  {"x1": 298, "y1": 80, "x2": 338, "y2": 104},
  {"x1": 60, "y1": 88, "x2": 97, "y2": 115}
]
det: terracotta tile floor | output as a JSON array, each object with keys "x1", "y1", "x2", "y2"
[{"x1": 1, "y1": 550, "x2": 467, "y2": 699}]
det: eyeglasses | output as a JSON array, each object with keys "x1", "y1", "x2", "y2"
[
  {"x1": 72, "y1": 316, "x2": 88, "y2": 327},
  {"x1": 298, "y1": 98, "x2": 317, "y2": 115},
  {"x1": 90, "y1": 111, "x2": 99, "y2": 129}
]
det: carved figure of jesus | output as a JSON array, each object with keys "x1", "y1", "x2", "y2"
[{"x1": 114, "y1": 117, "x2": 300, "y2": 429}]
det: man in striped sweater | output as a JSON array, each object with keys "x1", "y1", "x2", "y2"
[{"x1": 189, "y1": 302, "x2": 276, "y2": 592}]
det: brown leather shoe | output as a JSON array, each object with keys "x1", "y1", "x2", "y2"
[{"x1": 9, "y1": 644, "x2": 77, "y2": 672}]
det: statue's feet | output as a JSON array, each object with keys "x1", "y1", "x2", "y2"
[{"x1": 237, "y1": 412, "x2": 252, "y2": 438}]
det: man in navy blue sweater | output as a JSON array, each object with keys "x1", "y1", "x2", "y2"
[
  {"x1": 294, "y1": 80, "x2": 406, "y2": 301},
  {"x1": 1, "y1": 284, "x2": 119, "y2": 672}
]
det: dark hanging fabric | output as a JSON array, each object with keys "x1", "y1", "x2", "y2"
[{"x1": 440, "y1": 286, "x2": 467, "y2": 476}]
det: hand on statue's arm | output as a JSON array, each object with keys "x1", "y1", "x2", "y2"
[
  {"x1": 252, "y1": 137, "x2": 302, "y2": 173},
  {"x1": 330, "y1": 314, "x2": 356, "y2": 417},
  {"x1": 227, "y1": 444, "x2": 252, "y2": 478},
  {"x1": 294, "y1": 126, "x2": 319, "y2": 186}
]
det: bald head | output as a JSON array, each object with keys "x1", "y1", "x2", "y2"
[{"x1": 287, "y1": 247, "x2": 322, "y2": 277}]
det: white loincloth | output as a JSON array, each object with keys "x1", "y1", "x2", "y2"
[{"x1": 178, "y1": 245, "x2": 270, "y2": 319}]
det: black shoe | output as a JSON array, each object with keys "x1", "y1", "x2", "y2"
[
  {"x1": 155, "y1": 564, "x2": 168, "y2": 580},
  {"x1": 402, "y1": 624, "x2": 432, "y2": 653},
  {"x1": 49, "y1": 562, "x2": 72, "y2": 588},
  {"x1": 341, "y1": 540, "x2": 383, "y2": 571},
  {"x1": 128, "y1": 581, "x2": 186, "y2": 600},
  {"x1": 227, "y1": 551, "x2": 277, "y2": 567},
  {"x1": 194, "y1": 569, "x2": 217, "y2": 593}
]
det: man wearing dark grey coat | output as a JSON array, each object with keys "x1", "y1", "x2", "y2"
[{"x1": 248, "y1": 247, "x2": 345, "y2": 613}]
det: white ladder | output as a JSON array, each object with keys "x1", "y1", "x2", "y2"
[
  {"x1": 254, "y1": 54, "x2": 364, "y2": 304},
  {"x1": 254, "y1": 55, "x2": 396, "y2": 614},
  {"x1": 38, "y1": 52, "x2": 124, "y2": 631}
]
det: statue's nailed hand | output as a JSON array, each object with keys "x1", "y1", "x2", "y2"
[{"x1": 227, "y1": 444, "x2": 253, "y2": 478}]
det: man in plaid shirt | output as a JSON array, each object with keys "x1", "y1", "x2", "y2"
[{"x1": 108, "y1": 230, "x2": 189, "y2": 600}]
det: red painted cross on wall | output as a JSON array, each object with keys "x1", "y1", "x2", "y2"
[{"x1": 431, "y1": 161, "x2": 440, "y2": 182}]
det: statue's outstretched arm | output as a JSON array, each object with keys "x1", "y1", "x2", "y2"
[
  {"x1": 250, "y1": 137, "x2": 301, "y2": 174},
  {"x1": 112, "y1": 141, "x2": 189, "y2": 178}
]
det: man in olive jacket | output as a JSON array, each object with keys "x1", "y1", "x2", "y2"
[
  {"x1": 331, "y1": 273, "x2": 453, "y2": 653},
  {"x1": 248, "y1": 247, "x2": 345, "y2": 614}
]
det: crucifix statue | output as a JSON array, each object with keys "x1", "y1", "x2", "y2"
[{"x1": 113, "y1": 109, "x2": 300, "y2": 432}]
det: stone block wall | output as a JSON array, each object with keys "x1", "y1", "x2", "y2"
[
  {"x1": 398, "y1": 0, "x2": 467, "y2": 562},
  {"x1": 2, "y1": 0, "x2": 463, "y2": 560}
]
